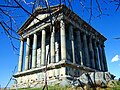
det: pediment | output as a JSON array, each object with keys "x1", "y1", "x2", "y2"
[
  {"x1": 17, "y1": 4, "x2": 65, "y2": 35},
  {"x1": 26, "y1": 14, "x2": 49, "y2": 30}
]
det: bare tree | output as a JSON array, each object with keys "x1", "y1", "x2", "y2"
[
  {"x1": 0, "y1": 0, "x2": 120, "y2": 40},
  {"x1": 1, "y1": 0, "x2": 120, "y2": 89}
]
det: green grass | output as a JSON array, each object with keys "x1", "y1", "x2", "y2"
[
  {"x1": 11, "y1": 81, "x2": 120, "y2": 90},
  {"x1": 12, "y1": 85, "x2": 70, "y2": 90},
  {"x1": 11, "y1": 86, "x2": 120, "y2": 90}
]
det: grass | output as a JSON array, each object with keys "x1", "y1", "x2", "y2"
[
  {"x1": 15, "y1": 85, "x2": 71, "y2": 90},
  {"x1": 11, "y1": 81, "x2": 120, "y2": 90},
  {"x1": 12, "y1": 86, "x2": 120, "y2": 90}
]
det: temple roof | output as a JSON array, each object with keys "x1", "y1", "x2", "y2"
[
  {"x1": 17, "y1": 4, "x2": 64, "y2": 35},
  {"x1": 17, "y1": 4, "x2": 107, "y2": 41}
]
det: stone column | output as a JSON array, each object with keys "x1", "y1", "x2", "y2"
[
  {"x1": 55, "y1": 42, "x2": 59, "y2": 62},
  {"x1": 25, "y1": 37, "x2": 30, "y2": 70},
  {"x1": 83, "y1": 33, "x2": 90, "y2": 67},
  {"x1": 69, "y1": 25, "x2": 75, "y2": 64},
  {"x1": 18, "y1": 39, "x2": 24, "y2": 72},
  {"x1": 41, "y1": 29, "x2": 46, "y2": 66},
  {"x1": 55, "y1": 31, "x2": 59, "y2": 63},
  {"x1": 98, "y1": 43, "x2": 104, "y2": 71},
  {"x1": 60, "y1": 19, "x2": 66, "y2": 61},
  {"x1": 51, "y1": 25, "x2": 55, "y2": 63},
  {"x1": 88, "y1": 35, "x2": 95, "y2": 68},
  {"x1": 93, "y1": 40, "x2": 99, "y2": 70},
  {"x1": 101, "y1": 45, "x2": 108, "y2": 71},
  {"x1": 76, "y1": 30, "x2": 83, "y2": 65},
  {"x1": 32, "y1": 33, "x2": 37, "y2": 68}
]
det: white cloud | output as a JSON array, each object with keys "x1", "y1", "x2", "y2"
[{"x1": 111, "y1": 55, "x2": 120, "y2": 62}]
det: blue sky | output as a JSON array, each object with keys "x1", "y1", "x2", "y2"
[
  {"x1": 92, "y1": 11, "x2": 120, "y2": 79},
  {"x1": 0, "y1": 0, "x2": 120, "y2": 88}
]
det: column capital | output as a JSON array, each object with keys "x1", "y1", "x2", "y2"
[
  {"x1": 42, "y1": 28, "x2": 46, "y2": 31},
  {"x1": 33, "y1": 33, "x2": 37, "y2": 36},
  {"x1": 101, "y1": 44, "x2": 105, "y2": 48},
  {"x1": 89, "y1": 33, "x2": 94, "y2": 37},
  {"x1": 33, "y1": 32, "x2": 37, "y2": 35},
  {"x1": 98, "y1": 40, "x2": 104, "y2": 46},
  {"x1": 69, "y1": 23, "x2": 74, "y2": 27},
  {"x1": 41, "y1": 28, "x2": 46, "y2": 31},
  {"x1": 52, "y1": 19, "x2": 55, "y2": 24},
  {"x1": 20, "y1": 36, "x2": 24, "y2": 41},
  {"x1": 26, "y1": 35, "x2": 30, "y2": 38},
  {"x1": 93, "y1": 38, "x2": 98, "y2": 44},
  {"x1": 88, "y1": 35, "x2": 92, "y2": 42},
  {"x1": 83, "y1": 31, "x2": 87, "y2": 35},
  {"x1": 60, "y1": 15, "x2": 64, "y2": 21}
]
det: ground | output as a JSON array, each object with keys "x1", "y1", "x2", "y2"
[{"x1": 11, "y1": 81, "x2": 120, "y2": 90}]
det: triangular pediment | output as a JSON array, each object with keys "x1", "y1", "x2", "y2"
[
  {"x1": 26, "y1": 14, "x2": 49, "y2": 30},
  {"x1": 17, "y1": 4, "x2": 64, "y2": 35}
]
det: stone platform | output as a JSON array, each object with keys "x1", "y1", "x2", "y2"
[{"x1": 12, "y1": 61, "x2": 112, "y2": 89}]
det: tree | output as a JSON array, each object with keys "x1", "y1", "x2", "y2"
[
  {"x1": 1, "y1": 0, "x2": 120, "y2": 89},
  {"x1": 0, "y1": 0, "x2": 120, "y2": 42}
]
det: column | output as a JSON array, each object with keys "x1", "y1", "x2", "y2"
[
  {"x1": 93, "y1": 40, "x2": 99, "y2": 70},
  {"x1": 83, "y1": 33, "x2": 90, "y2": 67},
  {"x1": 98, "y1": 43, "x2": 104, "y2": 71},
  {"x1": 55, "y1": 31, "x2": 59, "y2": 63},
  {"x1": 18, "y1": 39, "x2": 24, "y2": 72},
  {"x1": 25, "y1": 37, "x2": 30, "y2": 70},
  {"x1": 51, "y1": 25, "x2": 55, "y2": 63},
  {"x1": 69, "y1": 25, "x2": 75, "y2": 64},
  {"x1": 32, "y1": 33, "x2": 37, "y2": 68},
  {"x1": 55, "y1": 42, "x2": 59, "y2": 62},
  {"x1": 41, "y1": 29, "x2": 46, "y2": 66},
  {"x1": 76, "y1": 30, "x2": 83, "y2": 65},
  {"x1": 88, "y1": 35, "x2": 95, "y2": 68},
  {"x1": 101, "y1": 45, "x2": 108, "y2": 71},
  {"x1": 60, "y1": 19, "x2": 66, "y2": 60}
]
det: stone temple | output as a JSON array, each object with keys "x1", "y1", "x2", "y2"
[{"x1": 12, "y1": 4, "x2": 111, "y2": 88}]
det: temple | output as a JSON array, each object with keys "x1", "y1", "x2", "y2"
[{"x1": 13, "y1": 4, "x2": 109, "y2": 88}]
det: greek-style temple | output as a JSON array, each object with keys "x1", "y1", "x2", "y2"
[{"x1": 12, "y1": 4, "x2": 111, "y2": 88}]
